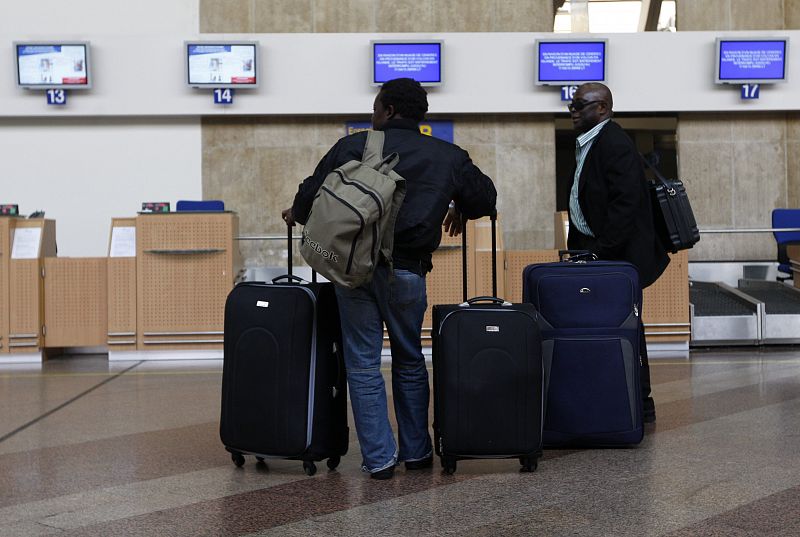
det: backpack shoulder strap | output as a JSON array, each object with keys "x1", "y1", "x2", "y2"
[
  {"x1": 379, "y1": 171, "x2": 407, "y2": 267},
  {"x1": 362, "y1": 130, "x2": 385, "y2": 168}
]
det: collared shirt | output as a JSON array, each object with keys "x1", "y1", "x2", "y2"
[{"x1": 569, "y1": 118, "x2": 610, "y2": 237}]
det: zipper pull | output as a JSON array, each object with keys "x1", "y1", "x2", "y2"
[{"x1": 634, "y1": 303, "x2": 639, "y2": 317}]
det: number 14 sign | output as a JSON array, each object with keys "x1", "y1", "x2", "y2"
[{"x1": 213, "y1": 88, "x2": 234, "y2": 104}]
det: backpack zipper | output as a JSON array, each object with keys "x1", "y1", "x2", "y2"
[
  {"x1": 320, "y1": 185, "x2": 364, "y2": 274},
  {"x1": 335, "y1": 170, "x2": 385, "y2": 218}
]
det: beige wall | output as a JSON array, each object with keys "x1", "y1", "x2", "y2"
[
  {"x1": 677, "y1": 0, "x2": 799, "y2": 30},
  {"x1": 677, "y1": 114, "x2": 793, "y2": 260},
  {"x1": 203, "y1": 115, "x2": 555, "y2": 267},
  {"x1": 200, "y1": 1, "x2": 556, "y2": 268},
  {"x1": 676, "y1": 0, "x2": 800, "y2": 260},
  {"x1": 203, "y1": 0, "x2": 800, "y2": 267},
  {"x1": 200, "y1": 0, "x2": 554, "y2": 33}
]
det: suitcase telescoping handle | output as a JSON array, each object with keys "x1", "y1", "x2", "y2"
[
  {"x1": 281, "y1": 223, "x2": 317, "y2": 283},
  {"x1": 460, "y1": 211, "x2": 499, "y2": 302}
]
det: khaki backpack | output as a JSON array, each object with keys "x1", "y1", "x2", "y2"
[{"x1": 300, "y1": 130, "x2": 406, "y2": 289}]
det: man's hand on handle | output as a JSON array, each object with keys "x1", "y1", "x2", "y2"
[
  {"x1": 281, "y1": 207, "x2": 296, "y2": 226},
  {"x1": 443, "y1": 205, "x2": 463, "y2": 237}
]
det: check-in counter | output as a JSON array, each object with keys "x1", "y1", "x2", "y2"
[
  {"x1": 43, "y1": 257, "x2": 107, "y2": 348},
  {"x1": 643, "y1": 250, "x2": 690, "y2": 348},
  {"x1": 136, "y1": 212, "x2": 241, "y2": 351},
  {"x1": 0, "y1": 218, "x2": 10, "y2": 354},
  {"x1": 107, "y1": 217, "x2": 137, "y2": 351},
  {"x1": 6, "y1": 218, "x2": 56, "y2": 361}
]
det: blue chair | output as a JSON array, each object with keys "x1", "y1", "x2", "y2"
[
  {"x1": 771, "y1": 209, "x2": 800, "y2": 281},
  {"x1": 176, "y1": 200, "x2": 225, "y2": 212}
]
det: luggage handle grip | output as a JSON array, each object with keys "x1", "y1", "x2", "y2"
[
  {"x1": 558, "y1": 249, "x2": 597, "y2": 262},
  {"x1": 272, "y1": 274, "x2": 307, "y2": 284},
  {"x1": 461, "y1": 296, "x2": 512, "y2": 307}
]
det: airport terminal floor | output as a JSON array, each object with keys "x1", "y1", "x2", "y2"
[{"x1": 2, "y1": 349, "x2": 800, "y2": 537}]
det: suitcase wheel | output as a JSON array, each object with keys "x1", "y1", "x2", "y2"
[
  {"x1": 255, "y1": 456, "x2": 268, "y2": 468},
  {"x1": 441, "y1": 456, "x2": 457, "y2": 475},
  {"x1": 519, "y1": 456, "x2": 538, "y2": 473},
  {"x1": 326, "y1": 456, "x2": 341, "y2": 471},
  {"x1": 231, "y1": 452, "x2": 245, "y2": 468},
  {"x1": 303, "y1": 460, "x2": 317, "y2": 476}
]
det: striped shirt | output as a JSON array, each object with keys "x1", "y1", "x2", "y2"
[{"x1": 569, "y1": 118, "x2": 610, "y2": 238}]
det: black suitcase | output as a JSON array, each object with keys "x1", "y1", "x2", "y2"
[
  {"x1": 220, "y1": 226, "x2": 348, "y2": 476},
  {"x1": 432, "y1": 214, "x2": 543, "y2": 475}
]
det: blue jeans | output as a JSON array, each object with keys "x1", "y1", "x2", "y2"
[{"x1": 335, "y1": 265, "x2": 432, "y2": 473}]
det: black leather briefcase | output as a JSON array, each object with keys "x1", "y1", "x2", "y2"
[{"x1": 642, "y1": 156, "x2": 700, "y2": 253}]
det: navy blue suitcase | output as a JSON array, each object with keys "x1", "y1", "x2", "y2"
[{"x1": 522, "y1": 254, "x2": 643, "y2": 446}]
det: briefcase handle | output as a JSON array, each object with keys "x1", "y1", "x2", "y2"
[{"x1": 558, "y1": 249, "x2": 597, "y2": 262}]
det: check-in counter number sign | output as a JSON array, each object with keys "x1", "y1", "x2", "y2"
[
  {"x1": 46, "y1": 89, "x2": 66, "y2": 105},
  {"x1": 213, "y1": 89, "x2": 234, "y2": 104}
]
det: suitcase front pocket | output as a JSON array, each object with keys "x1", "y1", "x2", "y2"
[{"x1": 543, "y1": 336, "x2": 638, "y2": 436}]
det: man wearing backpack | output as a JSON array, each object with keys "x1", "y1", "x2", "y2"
[{"x1": 282, "y1": 78, "x2": 497, "y2": 479}]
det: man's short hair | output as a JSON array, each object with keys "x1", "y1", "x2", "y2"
[{"x1": 379, "y1": 78, "x2": 428, "y2": 123}]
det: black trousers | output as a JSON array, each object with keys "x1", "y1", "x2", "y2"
[{"x1": 640, "y1": 317, "x2": 654, "y2": 414}]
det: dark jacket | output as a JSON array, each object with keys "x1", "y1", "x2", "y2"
[
  {"x1": 567, "y1": 120, "x2": 669, "y2": 288},
  {"x1": 291, "y1": 119, "x2": 497, "y2": 274}
]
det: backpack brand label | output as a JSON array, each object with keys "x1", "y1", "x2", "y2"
[
  {"x1": 302, "y1": 230, "x2": 339, "y2": 263},
  {"x1": 486, "y1": 326, "x2": 500, "y2": 332}
]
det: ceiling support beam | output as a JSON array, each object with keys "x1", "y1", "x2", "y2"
[{"x1": 640, "y1": 0, "x2": 664, "y2": 31}]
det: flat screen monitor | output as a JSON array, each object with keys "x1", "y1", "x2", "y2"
[
  {"x1": 715, "y1": 38, "x2": 788, "y2": 84},
  {"x1": 185, "y1": 41, "x2": 259, "y2": 88},
  {"x1": 371, "y1": 41, "x2": 443, "y2": 86},
  {"x1": 535, "y1": 40, "x2": 607, "y2": 86},
  {"x1": 15, "y1": 42, "x2": 91, "y2": 89}
]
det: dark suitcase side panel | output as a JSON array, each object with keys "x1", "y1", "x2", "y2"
[
  {"x1": 433, "y1": 304, "x2": 543, "y2": 458},
  {"x1": 306, "y1": 283, "x2": 349, "y2": 459},
  {"x1": 542, "y1": 333, "x2": 642, "y2": 446},
  {"x1": 221, "y1": 282, "x2": 348, "y2": 460}
]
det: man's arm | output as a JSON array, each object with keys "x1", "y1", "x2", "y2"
[
  {"x1": 289, "y1": 143, "x2": 342, "y2": 225},
  {"x1": 451, "y1": 155, "x2": 497, "y2": 220},
  {"x1": 595, "y1": 143, "x2": 642, "y2": 258}
]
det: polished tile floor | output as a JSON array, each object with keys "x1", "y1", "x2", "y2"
[{"x1": 1, "y1": 349, "x2": 799, "y2": 536}]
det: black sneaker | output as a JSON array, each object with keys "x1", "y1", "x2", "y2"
[
  {"x1": 405, "y1": 456, "x2": 433, "y2": 470},
  {"x1": 370, "y1": 465, "x2": 395, "y2": 480}
]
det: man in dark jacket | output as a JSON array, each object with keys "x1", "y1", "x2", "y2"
[
  {"x1": 567, "y1": 82, "x2": 669, "y2": 423},
  {"x1": 283, "y1": 78, "x2": 497, "y2": 479}
]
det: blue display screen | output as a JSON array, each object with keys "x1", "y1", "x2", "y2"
[
  {"x1": 718, "y1": 40, "x2": 786, "y2": 81},
  {"x1": 373, "y1": 42, "x2": 441, "y2": 85},
  {"x1": 537, "y1": 41, "x2": 606, "y2": 84}
]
